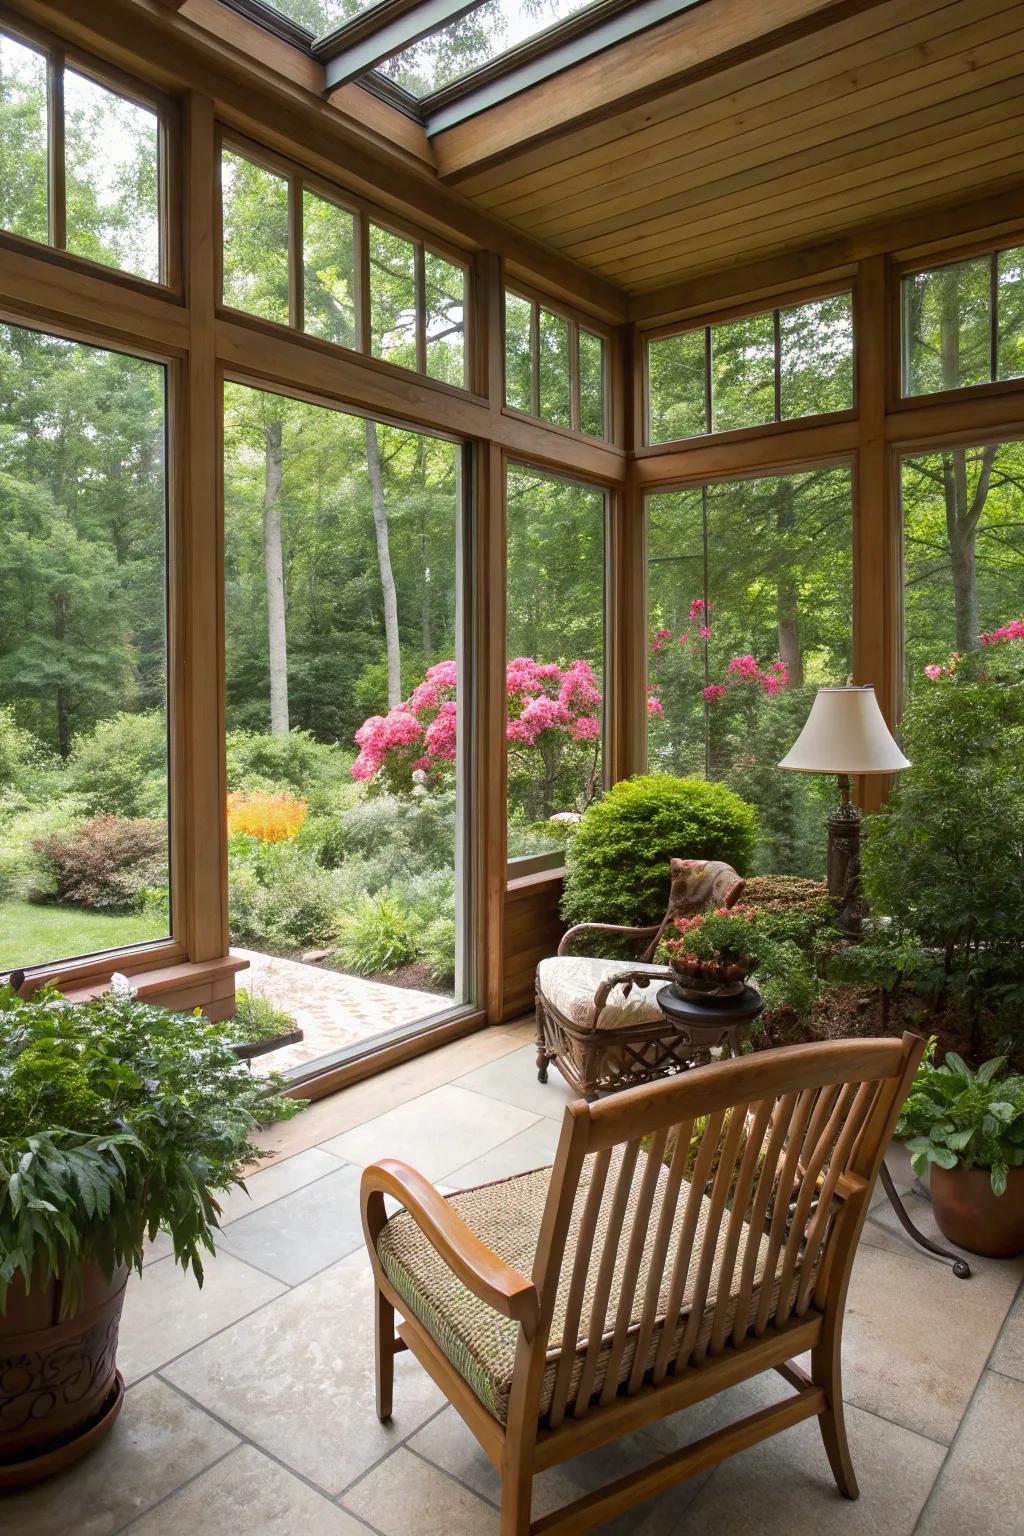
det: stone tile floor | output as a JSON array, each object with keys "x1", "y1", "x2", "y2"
[
  {"x1": 9, "y1": 1020, "x2": 1024, "y2": 1535},
  {"x1": 234, "y1": 948, "x2": 450, "y2": 1076}
]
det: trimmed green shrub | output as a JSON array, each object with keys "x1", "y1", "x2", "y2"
[
  {"x1": 561, "y1": 774, "x2": 758, "y2": 929},
  {"x1": 67, "y1": 711, "x2": 168, "y2": 820}
]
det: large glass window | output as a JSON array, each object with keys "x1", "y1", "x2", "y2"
[
  {"x1": 506, "y1": 467, "x2": 605, "y2": 864},
  {"x1": 647, "y1": 467, "x2": 853, "y2": 877},
  {"x1": 0, "y1": 322, "x2": 169, "y2": 971},
  {"x1": 0, "y1": 28, "x2": 164, "y2": 282},
  {"x1": 503, "y1": 290, "x2": 609, "y2": 440},
  {"x1": 902, "y1": 246, "x2": 1024, "y2": 396},
  {"x1": 64, "y1": 70, "x2": 160, "y2": 283},
  {"x1": 902, "y1": 440, "x2": 1024, "y2": 690},
  {"x1": 646, "y1": 291, "x2": 854, "y2": 445},
  {"x1": 221, "y1": 149, "x2": 290, "y2": 325},
  {"x1": 0, "y1": 31, "x2": 48, "y2": 245},
  {"x1": 219, "y1": 145, "x2": 467, "y2": 388},
  {"x1": 223, "y1": 385, "x2": 468, "y2": 1078}
]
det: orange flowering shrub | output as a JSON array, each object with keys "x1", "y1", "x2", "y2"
[{"x1": 227, "y1": 792, "x2": 308, "y2": 843}]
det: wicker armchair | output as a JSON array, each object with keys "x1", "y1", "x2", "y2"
[
  {"x1": 362, "y1": 1033, "x2": 926, "y2": 1535},
  {"x1": 535, "y1": 858, "x2": 746, "y2": 1099}
]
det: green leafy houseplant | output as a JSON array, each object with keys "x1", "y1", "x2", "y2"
[
  {"x1": 561, "y1": 774, "x2": 758, "y2": 931},
  {"x1": 896, "y1": 1045, "x2": 1024, "y2": 1197},
  {"x1": 0, "y1": 984, "x2": 303, "y2": 1312}
]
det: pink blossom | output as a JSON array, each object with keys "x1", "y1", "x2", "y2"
[
  {"x1": 424, "y1": 700, "x2": 458, "y2": 760},
  {"x1": 407, "y1": 680, "x2": 440, "y2": 713},
  {"x1": 727, "y1": 655, "x2": 760, "y2": 679},
  {"x1": 646, "y1": 694, "x2": 664, "y2": 718},
  {"x1": 980, "y1": 618, "x2": 1024, "y2": 645},
  {"x1": 699, "y1": 625, "x2": 712, "y2": 639},
  {"x1": 571, "y1": 715, "x2": 601, "y2": 740},
  {"x1": 924, "y1": 664, "x2": 947, "y2": 680},
  {"x1": 656, "y1": 627, "x2": 670, "y2": 639},
  {"x1": 426, "y1": 659, "x2": 457, "y2": 688},
  {"x1": 677, "y1": 632, "x2": 688, "y2": 644},
  {"x1": 652, "y1": 639, "x2": 663, "y2": 653},
  {"x1": 703, "y1": 684, "x2": 728, "y2": 701}
]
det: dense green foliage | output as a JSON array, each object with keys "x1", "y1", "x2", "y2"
[
  {"x1": 0, "y1": 987, "x2": 301, "y2": 1312},
  {"x1": 896, "y1": 1046, "x2": 1024, "y2": 1196},
  {"x1": 561, "y1": 774, "x2": 758, "y2": 930},
  {"x1": 230, "y1": 988, "x2": 298, "y2": 1047},
  {"x1": 862, "y1": 654, "x2": 1024, "y2": 1038}
]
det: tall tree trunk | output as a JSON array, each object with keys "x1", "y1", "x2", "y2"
[
  {"x1": 775, "y1": 478, "x2": 804, "y2": 685},
  {"x1": 366, "y1": 418, "x2": 402, "y2": 708},
  {"x1": 54, "y1": 590, "x2": 70, "y2": 757},
  {"x1": 263, "y1": 417, "x2": 289, "y2": 738}
]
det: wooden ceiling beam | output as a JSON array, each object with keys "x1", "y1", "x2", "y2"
[
  {"x1": 628, "y1": 181, "x2": 1024, "y2": 322},
  {"x1": 431, "y1": 0, "x2": 897, "y2": 180}
]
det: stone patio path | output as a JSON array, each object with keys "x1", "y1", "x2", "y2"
[{"x1": 233, "y1": 948, "x2": 451, "y2": 1076}]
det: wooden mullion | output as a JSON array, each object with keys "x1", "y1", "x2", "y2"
[
  {"x1": 358, "y1": 212, "x2": 372, "y2": 355},
  {"x1": 415, "y1": 240, "x2": 427, "y2": 376},
  {"x1": 288, "y1": 174, "x2": 303, "y2": 332},
  {"x1": 569, "y1": 316, "x2": 581, "y2": 434},
  {"x1": 47, "y1": 50, "x2": 66, "y2": 250}
]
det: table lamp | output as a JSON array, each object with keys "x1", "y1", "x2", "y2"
[{"x1": 778, "y1": 685, "x2": 910, "y2": 931}]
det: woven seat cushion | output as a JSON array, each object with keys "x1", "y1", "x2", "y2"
[
  {"x1": 376, "y1": 1147, "x2": 777, "y2": 1426},
  {"x1": 536, "y1": 956, "x2": 668, "y2": 1032}
]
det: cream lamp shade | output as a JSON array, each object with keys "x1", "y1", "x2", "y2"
[{"x1": 778, "y1": 686, "x2": 910, "y2": 775}]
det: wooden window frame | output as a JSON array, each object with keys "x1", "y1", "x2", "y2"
[
  {"x1": 503, "y1": 458, "x2": 614, "y2": 879},
  {"x1": 0, "y1": 303, "x2": 190, "y2": 986},
  {"x1": 640, "y1": 278, "x2": 857, "y2": 453},
  {"x1": 502, "y1": 280, "x2": 614, "y2": 445},
  {"x1": 893, "y1": 230, "x2": 1024, "y2": 410},
  {"x1": 217, "y1": 127, "x2": 474, "y2": 394},
  {"x1": 0, "y1": 12, "x2": 180, "y2": 294}
]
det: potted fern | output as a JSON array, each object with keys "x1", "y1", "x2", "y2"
[
  {"x1": 0, "y1": 981, "x2": 301, "y2": 1488},
  {"x1": 895, "y1": 1045, "x2": 1024, "y2": 1258}
]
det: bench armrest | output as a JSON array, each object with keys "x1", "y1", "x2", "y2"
[{"x1": 361, "y1": 1159, "x2": 540, "y2": 1340}]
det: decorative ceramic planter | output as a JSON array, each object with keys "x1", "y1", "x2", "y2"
[
  {"x1": 930, "y1": 1164, "x2": 1024, "y2": 1259},
  {"x1": 669, "y1": 957, "x2": 750, "y2": 1003},
  {"x1": 0, "y1": 1262, "x2": 128, "y2": 1490}
]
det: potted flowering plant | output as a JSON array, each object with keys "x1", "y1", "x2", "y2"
[
  {"x1": 0, "y1": 982, "x2": 301, "y2": 1488},
  {"x1": 662, "y1": 905, "x2": 758, "y2": 1000}
]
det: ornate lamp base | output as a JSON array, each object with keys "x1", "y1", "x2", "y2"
[{"x1": 827, "y1": 773, "x2": 864, "y2": 937}]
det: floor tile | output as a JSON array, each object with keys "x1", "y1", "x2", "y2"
[
  {"x1": 991, "y1": 1282, "x2": 1024, "y2": 1380},
  {"x1": 408, "y1": 1404, "x2": 709, "y2": 1530},
  {"x1": 251, "y1": 1026, "x2": 528, "y2": 1167},
  {"x1": 126, "y1": 1442, "x2": 372, "y2": 1534},
  {"x1": 215, "y1": 1164, "x2": 364, "y2": 1284},
  {"x1": 161, "y1": 1249, "x2": 443, "y2": 1495},
  {"x1": 859, "y1": 1175, "x2": 1024, "y2": 1284},
  {"x1": 214, "y1": 1146, "x2": 347, "y2": 1227},
  {"x1": 671, "y1": 1375, "x2": 944, "y2": 1534},
  {"x1": 344, "y1": 1446, "x2": 498, "y2": 1536},
  {"x1": 117, "y1": 1250, "x2": 286, "y2": 1384},
  {"x1": 454, "y1": 1043, "x2": 577, "y2": 1119},
  {"x1": 826, "y1": 1238, "x2": 1019, "y2": 1444},
  {"x1": 320, "y1": 1082, "x2": 540, "y2": 1181},
  {"x1": 917, "y1": 1371, "x2": 1024, "y2": 1535},
  {"x1": 445, "y1": 1116, "x2": 564, "y2": 1190},
  {"x1": 1, "y1": 1378, "x2": 237, "y2": 1536}
]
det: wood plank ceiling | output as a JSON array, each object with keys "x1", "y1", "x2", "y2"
[{"x1": 450, "y1": 0, "x2": 1024, "y2": 293}]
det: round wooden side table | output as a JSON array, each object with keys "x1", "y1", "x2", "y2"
[{"x1": 655, "y1": 982, "x2": 763, "y2": 1066}]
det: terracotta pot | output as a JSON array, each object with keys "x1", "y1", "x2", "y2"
[
  {"x1": 0, "y1": 1262, "x2": 128, "y2": 1489},
  {"x1": 930, "y1": 1164, "x2": 1024, "y2": 1259},
  {"x1": 669, "y1": 957, "x2": 749, "y2": 1001}
]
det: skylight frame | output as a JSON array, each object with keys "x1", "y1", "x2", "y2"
[{"x1": 216, "y1": 0, "x2": 708, "y2": 133}]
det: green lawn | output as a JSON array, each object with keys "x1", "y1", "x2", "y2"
[{"x1": 0, "y1": 901, "x2": 167, "y2": 972}]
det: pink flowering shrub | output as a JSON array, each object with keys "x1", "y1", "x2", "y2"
[
  {"x1": 648, "y1": 597, "x2": 789, "y2": 714},
  {"x1": 923, "y1": 617, "x2": 1024, "y2": 682},
  {"x1": 353, "y1": 656, "x2": 602, "y2": 814}
]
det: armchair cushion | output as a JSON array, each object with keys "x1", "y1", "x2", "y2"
[
  {"x1": 536, "y1": 956, "x2": 668, "y2": 1031},
  {"x1": 375, "y1": 1148, "x2": 778, "y2": 1425}
]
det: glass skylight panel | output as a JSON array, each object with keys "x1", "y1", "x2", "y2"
[
  {"x1": 256, "y1": 0, "x2": 379, "y2": 37},
  {"x1": 377, "y1": 0, "x2": 600, "y2": 99}
]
